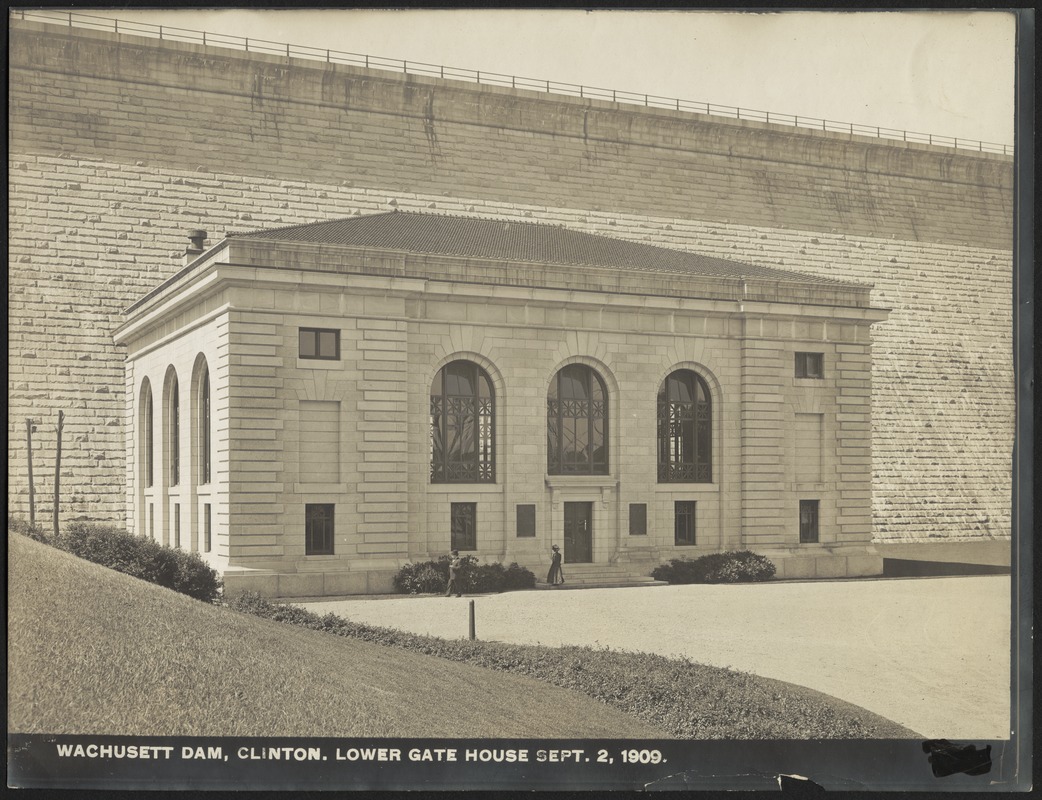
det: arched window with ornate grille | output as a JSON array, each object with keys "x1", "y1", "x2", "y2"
[
  {"x1": 140, "y1": 379, "x2": 154, "y2": 489},
  {"x1": 657, "y1": 369, "x2": 712, "y2": 483},
  {"x1": 430, "y1": 360, "x2": 495, "y2": 483},
  {"x1": 547, "y1": 364, "x2": 609, "y2": 475}
]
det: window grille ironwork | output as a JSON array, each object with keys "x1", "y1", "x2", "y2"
[
  {"x1": 430, "y1": 361, "x2": 495, "y2": 483},
  {"x1": 170, "y1": 379, "x2": 180, "y2": 486},
  {"x1": 306, "y1": 504, "x2": 335, "y2": 555},
  {"x1": 675, "y1": 500, "x2": 697, "y2": 546},
  {"x1": 547, "y1": 364, "x2": 609, "y2": 475},
  {"x1": 657, "y1": 370, "x2": 711, "y2": 483},
  {"x1": 200, "y1": 370, "x2": 211, "y2": 484},
  {"x1": 143, "y1": 383, "x2": 154, "y2": 488}
]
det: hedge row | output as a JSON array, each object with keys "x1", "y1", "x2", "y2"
[
  {"x1": 393, "y1": 555, "x2": 535, "y2": 594},
  {"x1": 651, "y1": 551, "x2": 776, "y2": 584},
  {"x1": 9, "y1": 517, "x2": 222, "y2": 603}
]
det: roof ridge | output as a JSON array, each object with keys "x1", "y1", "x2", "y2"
[
  {"x1": 393, "y1": 208, "x2": 566, "y2": 229},
  {"x1": 230, "y1": 210, "x2": 402, "y2": 238}
]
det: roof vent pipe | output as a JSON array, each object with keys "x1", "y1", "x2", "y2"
[
  {"x1": 187, "y1": 229, "x2": 208, "y2": 251},
  {"x1": 184, "y1": 229, "x2": 207, "y2": 265}
]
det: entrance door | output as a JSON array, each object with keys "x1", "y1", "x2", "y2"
[{"x1": 563, "y1": 502, "x2": 593, "y2": 563}]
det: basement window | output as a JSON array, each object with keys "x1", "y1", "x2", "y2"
[
  {"x1": 800, "y1": 500, "x2": 820, "y2": 543},
  {"x1": 451, "y1": 502, "x2": 477, "y2": 551},
  {"x1": 674, "y1": 501, "x2": 696, "y2": 546},
  {"x1": 305, "y1": 504, "x2": 335, "y2": 555}
]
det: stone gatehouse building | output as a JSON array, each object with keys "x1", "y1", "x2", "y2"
[{"x1": 115, "y1": 212, "x2": 888, "y2": 595}]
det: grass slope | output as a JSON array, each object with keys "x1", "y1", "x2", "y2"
[
  {"x1": 238, "y1": 594, "x2": 919, "y2": 739},
  {"x1": 7, "y1": 533, "x2": 665, "y2": 738}
]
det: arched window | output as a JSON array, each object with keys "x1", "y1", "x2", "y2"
[
  {"x1": 169, "y1": 376, "x2": 180, "y2": 486},
  {"x1": 141, "y1": 380, "x2": 154, "y2": 489},
  {"x1": 430, "y1": 360, "x2": 495, "y2": 483},
  {"x1": 657, "y1": 369, "x2": 712, "y2": 483},
  {"x1": 547, "y1": 364, "x2": 609, "y2": 475},
  {"x1": 199, "y1": 369, "x2": 211, "y2": 485}
]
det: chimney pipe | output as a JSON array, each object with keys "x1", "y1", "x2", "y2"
[{"x1": 184, "y1": 229, "x2": 208, "y2": 265}]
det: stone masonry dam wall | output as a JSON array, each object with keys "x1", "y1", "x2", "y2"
[{"x1": 8, "y1": 20, "x2": 1014, "y2": 540}]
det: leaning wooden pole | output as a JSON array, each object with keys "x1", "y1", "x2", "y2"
[
  {"x1": 53, "y1": 410, "x2": 64, "y2": 539},
  {"x1": 26, "y1": 418, "x2": 35, "y2": 528}
]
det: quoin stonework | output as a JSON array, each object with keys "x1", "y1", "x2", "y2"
[{"x1": 8, "y1": 17, "x2": 1013, "y2": 587}]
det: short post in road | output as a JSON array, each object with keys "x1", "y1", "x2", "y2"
[{"x1": 468, "y1": 599, "x2": 475, "y2": 641}]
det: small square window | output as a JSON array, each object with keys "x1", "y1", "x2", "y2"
[
  {"x1": 629, "y1": 503, "x2": 647, "y2": 536},
  {"x1": 451, "y1": 502, "x2": 477, "y2": 551},
  {"x1": 306, "y1": 503, "x2": 335, "y2": 555},
  {"x1": 800, "y1": 500, "x2": 820, "y2": 543},
  {"x1": 299, "y1": 327, "x2": 340, "y2": 360},
  {"x1": 795, "y1": 352, "x2": 824, "y2": 379},
  {"x1": 675, "y1": 501, "x2": 696, "y2": 546},
  {"x1": 516, "y1": 504, "x2": 536, "y2": 537}
]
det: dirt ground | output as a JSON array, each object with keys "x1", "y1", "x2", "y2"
[{"x1": 299, "y1": 575, "x2": 1012, "y2": 739}]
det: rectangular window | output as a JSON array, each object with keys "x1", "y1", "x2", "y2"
[
  {"x1": 795, "y1": 352, "x2": 824, "y2": 379},
  {"x1": 800, "y1": 500, "x2": 820, "y2": 543},
  {"x1": 203, "y1": 503, "x2": 212, "y2": 553},
  {"x1": 305, "y1": 504, "x2": 335, "y2": 555},
  {"x1": 174, "y1": 503, "x2": 181, "y2": 549},
  {"x1": 674, "y1": 501, "x2": 696, "y2": 546},
  {"x1": 299, "y1": 327, "x2": 340, "y2": 360},
  {"x1": 516, "y1": 504, "x2": 536, "y2": 537},
  {"x1": 451, "y1": 502, "x2": 477, "y2": 551},
  {"x1": 148, "y1": 503, "x2": 154, "y2": 540},
  {"x1": 629, "y1": 503, "x2": 647, "y2": 536}
]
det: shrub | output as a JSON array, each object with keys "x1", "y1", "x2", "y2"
[
  {"x1": 28, "y1": 521, "x2": 224, "y2": 603},
  {"x1": 651, "y1": 550, "x2": 776, "y2": 584},
  {"x1": 392, "y1": 555, "x2": 535, "y2": 594},
  {"x1": 8, "y1": 516, "x2": 49, "y2": 543}
]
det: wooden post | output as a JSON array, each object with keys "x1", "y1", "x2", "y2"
[
  {"x1": 26, "y1": 418, "x2": 36, "y2": 528},
  {"x1": 468, "y1": 600, "x2": 476, "y2": 641},
  {"x1": 53, "y1": 410, "x2": 64, "y2": 539}
]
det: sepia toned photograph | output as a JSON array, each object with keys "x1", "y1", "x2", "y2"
[{"x1": 7, "y1": 7, "x2": 1030, "y2": 791}]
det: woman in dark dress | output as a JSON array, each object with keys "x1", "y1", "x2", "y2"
[{"x1": 546, "y1": 544, "x2": 564, "y2": 586}]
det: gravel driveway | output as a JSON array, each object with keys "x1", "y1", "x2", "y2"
[{"x1": 299, "y1": 575, "x2": 1011, "y2": 739}]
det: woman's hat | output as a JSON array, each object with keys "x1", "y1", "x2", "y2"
[{"x1": 551, "y1": 545, "x2": 559, "y2": 550}]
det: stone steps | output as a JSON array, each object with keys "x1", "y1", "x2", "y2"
[{"x1": 535, "y1": 563, "x2": 667, "y2": 590}]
